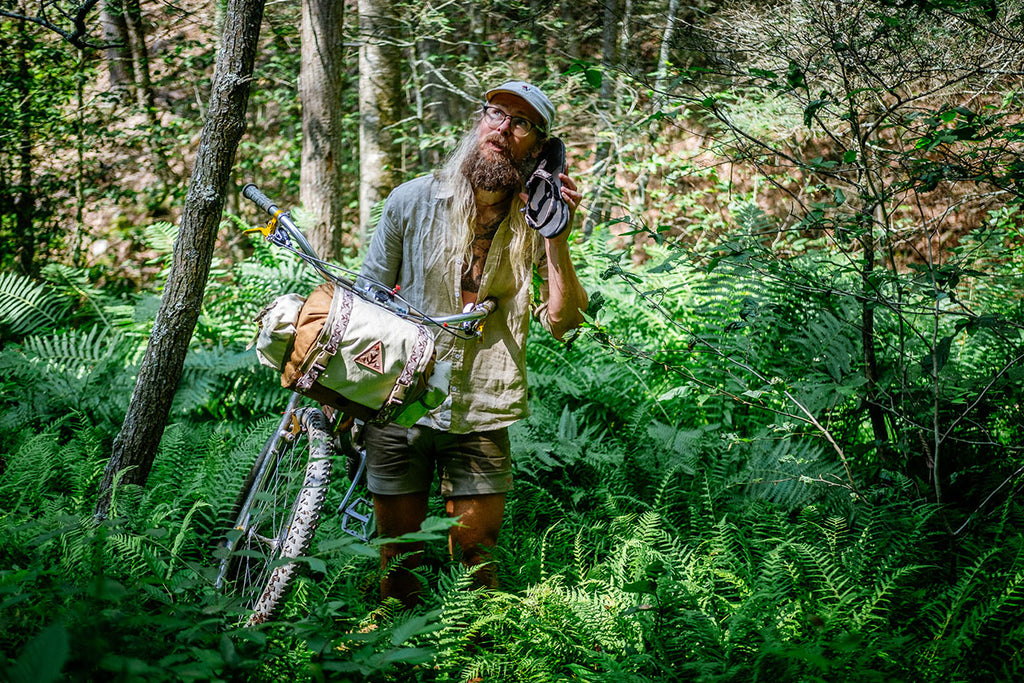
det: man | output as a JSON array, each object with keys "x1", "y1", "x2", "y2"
[{"x1": 358, "y1": 81, "x2": 587, "y2": 607}]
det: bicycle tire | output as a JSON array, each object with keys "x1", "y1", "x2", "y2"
[{"x1": 216, "y1": 406, "x2": 334, "y2": 626}]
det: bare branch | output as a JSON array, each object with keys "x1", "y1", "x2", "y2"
[{"x1": 0, "y1": 0, "x2": 107, "y2": 49}]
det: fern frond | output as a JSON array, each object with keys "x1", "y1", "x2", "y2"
[
  {"x1": 55, "y1": 515, "x2": 102, "y2": 581},
  {"x1": 0, "y1": 327, "x2": 137, "y2": 432},
  {"x1": 41, "y1": 263, "x2": 132, "y2": 330},
  {"x1": 20, "y1": 324, "x2": 126, "y2": 375},
  {"x1": 142, "y1": 221, "x2": 178, "y2": 254},
  {"x1": 197, "y1": 416, "x2": 279, "y2": 532},
  {"x1": 919, "y1": 546, "x2": 1002, "y2": 640},
  {"x1": 0, "y1": 427, "x2": 60, "y2": 510},
  {"x1": 0, "y1": 271, "x2": 70, "y2": 337},
  {"x1": 173, "y1": 346, "x2": 256, "y2": 414},
  {"x1": 851, "y1": 563, "x2": 925, "y2": 629},
  {"x1": 741, "y1": 437, "x2": 842, "y2": 510},
  {"x1": 786, "y1": 542, "x2": 855, "y2": 609}
]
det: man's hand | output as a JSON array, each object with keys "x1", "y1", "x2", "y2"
[
  {"x1": 518, "y1": 170, "x2": 583, "y2": 240},
  {"x1": 559, "y1": 172, "x2": 583, "y2": 230}
]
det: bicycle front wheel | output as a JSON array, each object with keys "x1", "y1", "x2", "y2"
[{"x1": 217, "y1": 405, "x2": 334, "y2": 626}]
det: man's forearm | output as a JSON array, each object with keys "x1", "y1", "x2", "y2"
[{"x1": 543, "y1": 235, "x2": 588, "y2": 340}]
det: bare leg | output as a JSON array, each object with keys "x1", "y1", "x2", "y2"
[
  {"x1": 374, "y1": 492, "x2": 429, "y2": 607},
  {"x1": 446, "y1": 493, "x2": 507, "y2": 589}
]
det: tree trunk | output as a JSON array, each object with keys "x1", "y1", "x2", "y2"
[
  {"x1": 96, "y1": 0, "x2": 266, "y2": 519},
  {"x1": 14, "y1": 15, "x2": 35, "y2": 276},
  {"x1": 358, "y1": 0, "x2": 403, "y2": 241},
  {"x1": 120, "y1": 0, "x2": 175, "y2": 185},
  {"x1": 122, "y1": 0, "x2": 155, "y2": 112},
  {"x1": 560, "y1": 1, "x2": 579, "y2": 61},
  {"x1": 860, "y1": 225, "x2": 890, "y2": 458},
  {"x1": 413, "y1": 37, "x2": 452, "y2": 169},
  {"x1": 73, "y1": 47, "x2": 87, "y2": 266},
  {"x1": 617, "y1": 0, "x2": 632, "y2": 87},
  {"x1": 416, "y1": 38, "x2": 451, "y2": 130},
  {"x1": 300, "y1": 0, "x2": 351, "y2": 260},
  {"x1": 654, "y1": 0, "x2": 679, "y2": 101},
  {"x1": 100, "y1": 1, "x2": 135, "y2": 95},
  {"x1": 527, "y1": 0, "x2": 547, "y2": 72},
  {"x1": 583, "y1": 0, "x2": 620, "y2": 237},
  {"x1": 466, "y1": 3, "x2": 486, "y2": 65}
]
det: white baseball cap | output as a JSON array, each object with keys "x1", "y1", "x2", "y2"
[{"x1": 485, "y1": 81, "x2": 555, "y2": 131}]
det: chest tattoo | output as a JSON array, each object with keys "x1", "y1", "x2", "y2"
[{"x1": 461, "y1": 215, "x2": 503, "y2": 294}]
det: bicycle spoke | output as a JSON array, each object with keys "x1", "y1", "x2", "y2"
[{"x1": 215, "y1": 406, "x2": 334, "y2": 625}]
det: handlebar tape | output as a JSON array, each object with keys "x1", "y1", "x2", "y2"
[{"x1": 242, "y1": 183, "x2": 279, "y2": 215}]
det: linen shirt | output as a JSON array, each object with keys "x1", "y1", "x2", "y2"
[{"x1": 359, "y1": 174, "x2": 552, "y2": 434}]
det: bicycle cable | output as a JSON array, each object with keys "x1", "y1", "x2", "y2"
[{"x1": 264, "y1": 228, "x2": 490, "y2": 341}]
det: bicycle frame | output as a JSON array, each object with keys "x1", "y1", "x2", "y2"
[
  {"x1": 243, "y1": 392, "x2": 374, "y2": 545},
  {"x1": 337, "y1": 447, "x2": 373, "y2": 542}
]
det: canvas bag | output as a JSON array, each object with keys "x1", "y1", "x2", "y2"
[{"x1": 255, "y1": 283, "x2": 449, "y2": 426}]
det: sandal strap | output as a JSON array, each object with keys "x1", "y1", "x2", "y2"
[{"x1": 525, "y1": 137, "x2": 570, "y2": 239}]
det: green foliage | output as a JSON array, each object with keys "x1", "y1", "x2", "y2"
[
  {"x1": 1, "y1": 227, "x2": 1023, "y2": 680},
  {"x1": 3, "y1": 0, "x2": 1024, "y2": 679},
  {"x1": 0, "y1": 17, "x2": 88, "y2": 275},
  {"x1": 0, "y1": 215, "x2": 327, "y2": 430},
  {"x1": 0, "y1": 271, "x2": 71, "y2": 338}
]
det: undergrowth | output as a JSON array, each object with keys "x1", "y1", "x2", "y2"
[{"x1": 1, "y1": 218, "x2": 1023, "y2": 682}]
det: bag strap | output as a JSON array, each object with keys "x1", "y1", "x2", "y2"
[
  {"x1": 296, "y1": 286, "x2": 354, "y2": 391},
  {"x1": 293, "y1": 284, "x2": 435, "y2": 425},
  {"x1": 372, "y1": 323, "x2": 431, "y2": 424}
]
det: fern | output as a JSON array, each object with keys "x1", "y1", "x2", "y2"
[
  {"x1": 0, "y1": 427, "x2": 61, "y2": 511},
  {"x1": 19, "y1": 324, "x2": 126, "y2": 371},
  {"x1": 142, "y1": 221, "x2": 178, "y2": 256},
  {"x1": 173, "y1": 345, "x2": 255, "y2": 415},
  {"x1": 0, "y1": 325, "x2": 139, "y2": 436},
  {"x1": 105, "y1": 531, "x2": 152, "y2": 576},
  {"x1": 741, "y1": 436, "x2": 846, "y2": 511},
  {"x1": 432, "y1": 576, "x2": 649, "y2": 682},
  {"x1": 55, "y1": 516, "x2": 99, "y2": 581},
  {"x1": 916, "y1": 543, "x2": 1024, "y2": 676},
  {"x1": 851, "y1": 563, "x2": 924, "y2": 630},
  {"x1": 0, "y1": 271, "x2": 71, "y2": 338},
  {"x1": 41, "y1": 263, "x2": 138, "y2": 332}
]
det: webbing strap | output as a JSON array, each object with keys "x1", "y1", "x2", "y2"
[
  {"x1": 372, "y1": 323, "x2": 430, "y2": 424},
  {"x1": 296, "y1": 286, "x2": 354, "y2": 391}
]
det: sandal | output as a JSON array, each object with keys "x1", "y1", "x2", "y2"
[{"x1": 524, "y1": 137, "x2": 570, "y2": 239}]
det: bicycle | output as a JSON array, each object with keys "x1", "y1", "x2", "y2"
[{"x1": 214, "y1": 184, "x2": 495, "y2": 626}]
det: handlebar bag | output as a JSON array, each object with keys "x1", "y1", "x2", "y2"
[{"x1": 255, "y1": 283, "x2": 449, "y2": 426}]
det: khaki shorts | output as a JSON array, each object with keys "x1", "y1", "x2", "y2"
[{"x1": 363, "y1": 422, "x2": 512, "y2": 497}]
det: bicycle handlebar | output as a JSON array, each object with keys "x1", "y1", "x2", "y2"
[
  {"x1": 241, "y1": 182, "x2": 495, "y2": 336},
  {"x1": 243, "y1": 183, "x2": 332, "y2": 281},
  {"x1": 242, "y1": 183, "x2": 277, "y2": 215}
]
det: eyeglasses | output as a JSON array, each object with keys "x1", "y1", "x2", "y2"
[{"x1": 481, "y1": 105, "x2": 543, "y2": 137}]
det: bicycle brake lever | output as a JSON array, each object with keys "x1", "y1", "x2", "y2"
[{"x1": 244, "y1": 209, "x2": 288, "y2": 239}]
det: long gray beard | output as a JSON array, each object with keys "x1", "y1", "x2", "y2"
[{"x1": 461, "y1": 143, "x2": 534, "y2": 192}]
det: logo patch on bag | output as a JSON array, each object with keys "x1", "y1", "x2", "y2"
[{"x1": 354, "y1": 341, "x2": 385, "y2": 374}]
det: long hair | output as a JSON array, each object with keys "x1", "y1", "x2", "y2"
[{"x1": 432, "y1": 121, "x2": 539, "y2": 288}]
